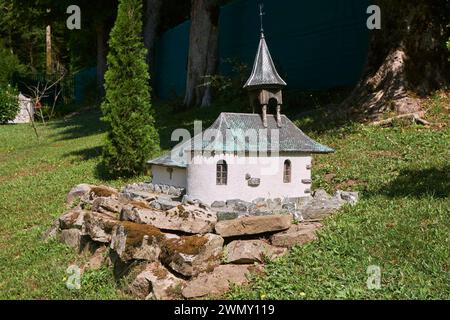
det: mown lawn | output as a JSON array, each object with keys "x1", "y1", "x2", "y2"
[
  {"x1": 228, "y1": 93, "x2": 450, "y2": 300},
  {"x1": 0, "y1": 110, "x2": 138, "y2": 299},
  {"x1": 0, "y1": 93, "x2": 449, "y2": 300}
]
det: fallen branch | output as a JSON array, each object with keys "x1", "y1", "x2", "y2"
[{"x1": 370, "y1": 111, "x2": 430, "y2": 126}]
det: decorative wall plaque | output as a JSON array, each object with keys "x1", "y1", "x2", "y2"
[{"x1": 248, "y1": 178, "x2": 261, "y2": 187}]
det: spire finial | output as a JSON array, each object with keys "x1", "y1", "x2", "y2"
[{"x1": 259, "y1": 3, "x2": 265, "y2": 34}]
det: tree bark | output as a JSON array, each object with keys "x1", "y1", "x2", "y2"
[
  {"x1": 184, "y1": 0, "x2": 220, "y2": 108},
  {"x1": 96, "y1": 22, "x2": 108, "y2": 96},
  {"x1": 143, "y1": 0, "x2": 163, "y2": 80},
  {"x1": 340, "y1": 0, "x2": 449, "y2": 120},
  {"x1": 46, "y1": 25, "x2": 52, "y2": 76}
]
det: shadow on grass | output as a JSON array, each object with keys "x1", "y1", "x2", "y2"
[
  {"x1": 63, "y1": 145, "x2": 117, "y2": 181},
  {"x1": 288, "y1": 106, "x2": 360, "y2": 135},
  {"x1": 93, "y1": 161, "x2": 117, "y2": 181},
  {"x1": 64, "y1": 146, "x2": 102, "y2": 161},
  {"x1": 49, "y1": 109, "x2": 106, "y2": 141},
  {"x1": 379, "y1": 166, "x2": 450, "y2": 199}
]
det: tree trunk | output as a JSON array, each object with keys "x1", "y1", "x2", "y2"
[
  {"x1": 144, "y1": 0, "x2": 162, "y2": 81},
  {"x1": 341, "y1": 0, "x2": 449, "y2": 120},
  {"x1": 201, "y1": 19, "x2": 219, "y2": 108},
  {"x1": 96, "y1": 22, "x2": 108, "y2": 96},
  {"x1": 46, "y1": 25, "x2": 52, "y2": 76},
  {"x1": 184, "y1": 0, "x2": 220, "y2": 108}
]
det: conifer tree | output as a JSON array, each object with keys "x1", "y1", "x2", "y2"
[{"x1": 101, "y1": 0, "x2": 160, "y2": 177}]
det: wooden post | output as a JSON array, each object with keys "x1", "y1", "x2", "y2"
[
  {"x1": 262, "y1": 105, "x2": 268, "y2": 128},
  {"x1": 46, "y1": 25, "x2": 52, "y2": 75},
  {"x1": 276, "y1": 105, "x2": 282, "y2": 128}
]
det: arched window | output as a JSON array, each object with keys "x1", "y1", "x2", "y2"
[
  {"x1": 283, "y1": 160, "x2": 291, "y2": 183},
  {"x1": 216, "y1": 160, "x2": 228, "y2": 185}
]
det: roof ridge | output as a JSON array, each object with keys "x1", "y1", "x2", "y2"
[
  {"x1": 222, "y1": 112, "x2": 259, "y2": 116},
  {"x1": 221, "y1": 112, "x2": 289, "y2": 116},
  {"x1": 219, "y1": 113, "x2": 230, "y2": 129}
]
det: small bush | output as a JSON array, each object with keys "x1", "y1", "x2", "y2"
[{"x1": 0, "y1": 84, "x2": 19, "y2": 124}]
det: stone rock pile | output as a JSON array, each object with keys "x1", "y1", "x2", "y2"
[{"x1": 47, "y1": 182, "x2": 358, "y2": 300}]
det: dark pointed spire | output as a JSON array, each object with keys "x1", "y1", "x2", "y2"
[{"x1": 243, "y1": 6, "x2": 287, "y2": 89}]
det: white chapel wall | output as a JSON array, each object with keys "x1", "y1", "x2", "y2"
[
  {"x1": 150, "y1": 165, "x2": 187, "y2": 189},
  {"x1": 187, "y1": 153, "x2": 312, "y2": 204}
]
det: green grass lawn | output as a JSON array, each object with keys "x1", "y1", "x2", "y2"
[
  {"x1": 0, "y1": 93, "x2": 449, "y2": 299},
  {"x1": 0, "y1": 110, "x2": 138, "y2": 299}
]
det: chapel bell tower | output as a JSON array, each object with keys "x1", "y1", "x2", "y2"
[{"x1": 243, "y1": 4, "x2": 287, "y2": 128}]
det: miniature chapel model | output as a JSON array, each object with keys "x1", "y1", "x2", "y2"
[{"x1": 148, "y1": 18, "x2": 334, "y2": 205}]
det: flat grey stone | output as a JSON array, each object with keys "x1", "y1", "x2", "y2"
[
  {"x1": 66, "y1": 184, "x2": 92, "y2": 206},
  {"x1": 226, "y1": 240, "x2": 287, "y2": 264},
  {"x1": 161, "y1": 233, "x2": 223, "y2": 277},
  {"x1": 130, "y1": 205, "x2": 217, "y2": 234},
  {"x1": 168, "y1": 186, "x2": 181, "y2": 197},
  {"x1": 60, "y1": 229, "x2": 82, "y2": 250},
  {"x1": 225, "y1": 199, "x2": 242, "y2": 207},
  {"x1": 271, "y1": 222, "x2": 322, "y2": 248},
  {"x1": 182, "y1": 265, "x2": 259, "y2": 299},
  {"x1": 337, "y1": 191, "x2": 359, "y2": 206},
  {"x1": 215, "y1": 214, "x2": 292, "y2": 237},
  {"x1": 216, "y1": 211, "x2": 239, "y2": 221},
  {"x1": 181, "y1": 195, "x2": 196, "y2": 205},
  {"x1": 233, "y1": 200, "x2": 254, "y2": 213},
  {"x1": 129, "y1": 262, "x2": 186, "y2": 300},
  {"x1": 211, "y1": 201, "x2": 226, "y2": 208},
  {"x1": 153, "y1": 198, "x2": 179, "y2": 211},
  {"x1": 252, "y1": 198, "x2": 267, "y2": 208}
]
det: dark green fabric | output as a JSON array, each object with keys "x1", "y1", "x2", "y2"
[
  {"x1": 74, "y1": 67, "x2": 96, "y2": 104},
  {"x1": 155, "y1": 0, "x2": 370, "y2": 99}
]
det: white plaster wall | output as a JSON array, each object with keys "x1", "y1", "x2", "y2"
[
  {"x1": 150, "y1": 165, "x2": 187, "y2": 188},
  {"x1": 187, "y1": 153, "x2": 312, "y2": 205},
  {"x1": 10, "y1": 94, "x2": 34, "y2": 124}
]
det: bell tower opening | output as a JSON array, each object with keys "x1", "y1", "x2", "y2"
[
  {"x1": 268, "y1": 98, "x2": 278, "y2": 114},
  {"x1": 243, "y1": 6, "x2": 287, "y2": 129}
]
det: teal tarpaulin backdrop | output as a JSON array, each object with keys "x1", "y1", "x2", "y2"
[
  {"x1": 74, "y1": 67, "x2": 96, "y2": 104},
  {"x1": 154, "y1": 0, "x2": 370, "y2": 100}
]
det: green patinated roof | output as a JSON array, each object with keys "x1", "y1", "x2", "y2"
[{"x1": 148, "y1": 112, "x2": 334, "y2": 168}]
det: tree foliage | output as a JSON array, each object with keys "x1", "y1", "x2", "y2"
[
  {"x1": 0, "y1": 41, "x2": 23, "y2": 124},
  {"x1": 0, "y1": 41, "x2": 25, "y2": 86},
  {"x1": 0, "y1": 85, "x2": 19, "y2": 124},
  {"x1": 447, "y1": 23, "x2": 450, "y2": 60},
  {"x1": 101, "y1": 0, "x2": 160, "y2": 177}
]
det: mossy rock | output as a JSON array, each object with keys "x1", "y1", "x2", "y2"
[
  {"x1": 162, "y1": 235, "x2": 208, "y2": 256},
  {"x1": 84, "y1": 212, "x2": 118, "y2": 233},
  {"x1": 129, "y1": 200, "x2": 151, "y2": 209},
  {"x1": 90, "y1": 186, "x2": 118, "y2": 198},
  {"x1": 120, "y1": 221, "x2": 164, "y2": 248}
]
